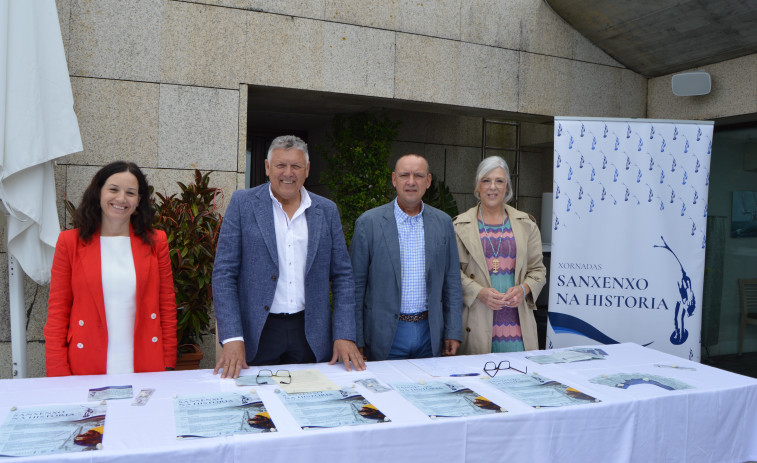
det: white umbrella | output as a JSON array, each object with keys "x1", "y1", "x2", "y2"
[{"x1": 0, "y1": 0, "x2": 83, "y2": 378}]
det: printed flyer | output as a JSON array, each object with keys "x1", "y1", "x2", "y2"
[
  {"x1": 590, "y1": 373, "x2": 693, "y2": 391},
  {"x1": 174, "y1": 392, "x2": 275, "y2": 438},
  {"x1": 527, "y1": 348, "x2": 607, "y2": 365},
  {"x1": 0, "y1": 403, "x2": 106, "y2": 457},
  {"x1": 278, "y1": 389, "x2": 390, "y2": 429},
  {"x1": 488, "y1": 374, "x2": 600, "y2": 408},
  {"x1": 392, "y1": 381, "x2": 505, "y2": 418}
]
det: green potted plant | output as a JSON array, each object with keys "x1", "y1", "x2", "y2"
[
  {"x1": 153, "y1": 169, "x2": 224, "y2": 370},
  {"x1": 320, "y1": 111, "x2": 458, "y2": 241},
  {"x1": 423, "y1": 176, "x2": 458, "y2": 218},
  {"x1": 320, "y1": 112, "x2": 399, "y2": 245}
]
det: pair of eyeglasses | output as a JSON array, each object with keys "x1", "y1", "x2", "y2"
[
  {"x1": 256, "y1": 369, "x2": 291, "y2": 384},
  {"x1": 483, "y1": 360, "x2": 527, "y2": 377}
]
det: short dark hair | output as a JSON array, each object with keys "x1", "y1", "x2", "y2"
[{"x1": 73, "y1": 161, "x2": 155, "y2": 244}]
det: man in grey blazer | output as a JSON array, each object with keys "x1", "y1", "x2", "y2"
[
  {"x1": 350, "y1": 154, "x2": 463, "y2": 361},
  {"x1": 212, "y1": 135, "x2": 365, "y2": 378}
]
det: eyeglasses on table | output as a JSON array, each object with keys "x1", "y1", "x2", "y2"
[
  {"x1": 483, "y1": 360, "x2": 527, "y2": 377},
  {"x1": 256, "y1": 369, "x2": 292, "y2": 384}
]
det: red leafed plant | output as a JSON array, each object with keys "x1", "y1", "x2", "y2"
[{"x1": 153, "y1": 169, "x2": 223, "y2": 351}]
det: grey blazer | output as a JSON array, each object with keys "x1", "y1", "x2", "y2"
[
  {"x1": 350, "y1": 201, "x2": 463, "y2": 361},
  {"x1": 212, "y1": 184, "x2": 356, "y2": 363}
]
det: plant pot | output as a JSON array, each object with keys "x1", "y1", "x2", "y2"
[{"x1": 175, "y1": 343, "x2": 203, "y2": 370}]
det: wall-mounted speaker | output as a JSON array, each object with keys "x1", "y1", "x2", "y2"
[{"x1": 672, "y1": 71, "x2": 711, "y2": 96}]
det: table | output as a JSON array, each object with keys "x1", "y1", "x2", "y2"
[{"x1": 1, "y1": 343, "x2": 756, "y2": 463}]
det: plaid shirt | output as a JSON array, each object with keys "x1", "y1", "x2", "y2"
[{"x1": 394, "y1": 199, "x2": 427, "y2": 314}]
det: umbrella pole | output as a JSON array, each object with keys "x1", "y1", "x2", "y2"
[{"x1": 6, "y1": 218, "x2": 27, "y2": 379}]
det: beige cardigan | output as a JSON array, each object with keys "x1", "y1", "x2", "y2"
[{"x1": 453, "y1": 204, "x2": 547, "y2": 354}]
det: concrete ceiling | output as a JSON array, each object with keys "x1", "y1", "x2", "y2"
[{"x1": 544, "y1": 0, "x2": 757, "y2": 78}]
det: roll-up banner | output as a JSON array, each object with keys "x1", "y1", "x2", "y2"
[{"x1": 547, "y1": 117, "x2": 713, "y2": 361}]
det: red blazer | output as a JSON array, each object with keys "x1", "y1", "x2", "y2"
[{"x1": 44, "y1": 227, "x2": 177, "y2": 376}]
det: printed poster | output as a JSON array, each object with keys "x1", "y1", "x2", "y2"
[
  {"x1": 174, "y1": 392, "x2": 275, "y2": 438},
  {"x1": 548, "y1": 117, "x2": 713, "y2": 361},
  {"x1": 392, "y1": 381, "x2": 505, "y2": 418},
  {"x1": 0, "y1": 403, "x2": 106, "y2": 457},
  {"x1": 488, "y1": 374, "x2": 599, "y2": 408},
  {"x1": 278, "y1": 389, "x2": 390, "y2": 429}
]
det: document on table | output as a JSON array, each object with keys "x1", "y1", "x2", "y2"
[
  {"x1": 488, "y1": 374, "x2": 600, "y2": 408},
  {"x1": 526, "y1": 348, "x2": 607, "y2": 365},
  {"x1": 174, "y1": 392, "x2": 275, "y2": 438},
  {"x1": 87, "y1": 385, "x2": 133, "y2": 401},
  {"x1": 278, "y1": 388, "x2": 390, "y2": 429},
  {"x1": 589, "y1": 373, "x2": 693, "y2": 391},
  {"x1": 234, "y1": 369, "x2": 339, "y2": 393},
  {"x1": 406, "y1": 357, "x2": 484, "y2": 377},
  {"x1": 279, "y1": 369, "x2": 339, "y2": 393},
  {"x1": 392, "y1": 381, "x2": 505, "y2": 418},
  {"x1": 0, "y1": 403, "x2": 106, "y2": 457}
]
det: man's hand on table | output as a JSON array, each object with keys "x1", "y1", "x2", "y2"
[
  {"x1": 442, "y1": 339, "x2": 460, "y2": 356},
  {"x1": 213, "y1": 340, "x2": 249, "y2": 379},
  {"x1": 330, "y1": 339, "x2": 367, "y2": 371}
]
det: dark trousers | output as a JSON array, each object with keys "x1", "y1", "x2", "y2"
[{"x1": 250, "y1": 312, "x2": 316, "y2": 366}]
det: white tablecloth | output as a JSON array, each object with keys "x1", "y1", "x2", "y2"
[{"x1": 1, "y1": 343, "x2": 756, "y2": 463}]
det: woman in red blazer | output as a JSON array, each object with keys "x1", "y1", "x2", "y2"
[{"x1": 45, "y1": 161, "x2": 177, "y2": 376}]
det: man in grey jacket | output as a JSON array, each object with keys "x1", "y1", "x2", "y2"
[
  {"x1": 350, "y1": 154, "x2": 463, "y2": 361},
  {"x1": 212, "y1": 135, "x2": 365, "y2": 378}
]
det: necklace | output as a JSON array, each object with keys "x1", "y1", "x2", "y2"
[{"x1": 478, "y1": 206, "x2": 506, "y2": 274}]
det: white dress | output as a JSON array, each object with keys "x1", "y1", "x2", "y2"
[{"x1": 100, "y1": 236, "x2": 137, "y2": 374}]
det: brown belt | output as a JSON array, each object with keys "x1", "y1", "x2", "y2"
[{"x1": 398, "y1": 311, "x2": 428, "y2": 322}]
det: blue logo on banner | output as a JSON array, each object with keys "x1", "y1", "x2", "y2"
[
  {"x1": 548, "y1": 312, "x2": 619, "y2": 345},
  {"x1": 654, "y1": 237, "x2": 696, "y2": 345}
]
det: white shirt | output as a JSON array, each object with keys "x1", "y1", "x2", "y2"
[
  {"x1": 100, "y1": 236, "x2": 137, "y2": 374},
  {"x1": 269, "y1": 185, "x2": 311, "y2": 314}
]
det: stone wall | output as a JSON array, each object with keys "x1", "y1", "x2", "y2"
[
  {"x1": 1, "y1": 0, "x2": 648, "y2": 378},
  {"x1": 648, "y1": 54, "x2": 757, "y2": 122}
]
